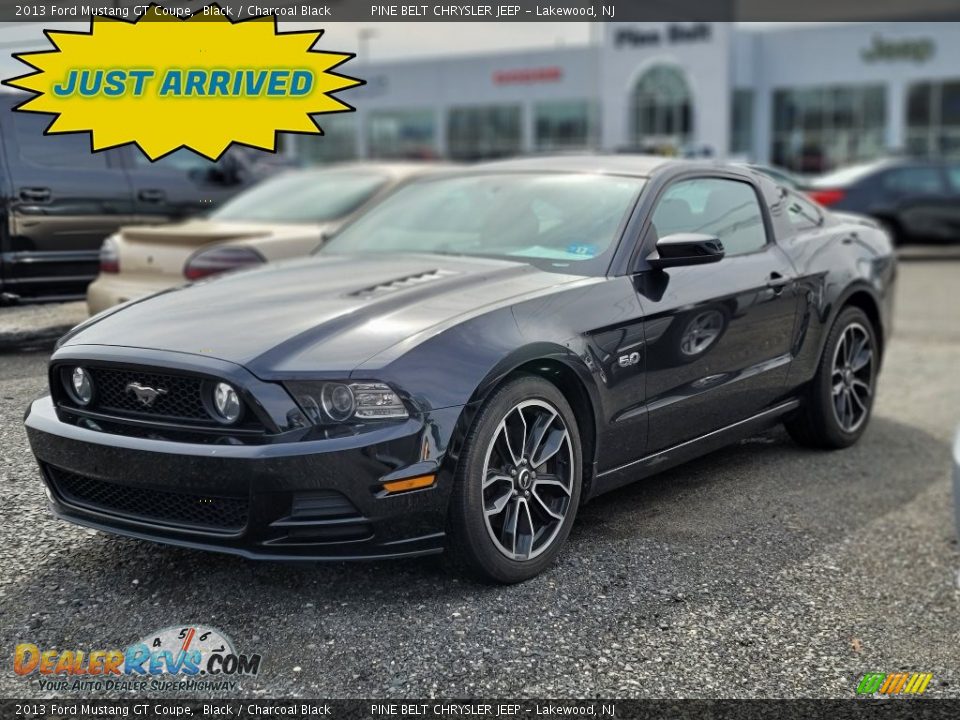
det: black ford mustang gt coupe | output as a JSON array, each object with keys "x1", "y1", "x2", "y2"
[{"x1": 24, "y1": 156, "x2": 896, "y2": 583}]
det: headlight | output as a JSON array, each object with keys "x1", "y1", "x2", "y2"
[
  {"x1": 286, "y1": 381, "x2": 408, "y2": 425},
  {"x1": 321, "y1": 383, "x2": 356, "y2": 422},
  {"x1": 211, "y1": 382, "x2": 242, "y2": 424},
  {"x1": 70, "y1": 367, "x2": 93, "y2": 405},
  {"x1": 351, "y1": 383, "x2": 409, "y2": 419}
]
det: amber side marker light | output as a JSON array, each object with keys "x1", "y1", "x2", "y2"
[{"x1": 382, "y1": 475, "x2": 436, "y2": 494}]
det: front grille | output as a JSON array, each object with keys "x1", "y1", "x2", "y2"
[
  {"x1": 87, "y1": 367, "x2": 209, "y2": 421},
  {"x1": 46, "y1": 466, "x2": 249, "y2": 532}
]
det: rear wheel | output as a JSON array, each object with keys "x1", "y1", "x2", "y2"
[
  {"x1": 447, "y1": 376, "x2": 582, "y2": 583},
  {"x1": 785, "y1": 306, "x2": 878, "y2": 449}
]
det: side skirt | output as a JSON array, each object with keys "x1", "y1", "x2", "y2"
[{"x1": 589, "y1": 399, "x2": 801, "y2": 498}]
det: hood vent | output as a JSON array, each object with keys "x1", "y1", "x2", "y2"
[{"x1": 349, "y1": 269, "x2": 459, "y2": 298}]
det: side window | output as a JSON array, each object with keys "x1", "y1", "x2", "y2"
[
  {"x1": 132, "y1": 148, "x2": 216, "y2": 172},
  {"x1": 880, "y1": 166, "x2": 944, "y2": 195},
  {"x1": 11, "y1": 112, "x2": 107, "y2": 169},
  {"x1": 946, "y1": 165, "x2": 960, "y2": 192},
  {"x1": 651, "y1": 178, "x2": 767, "y2": 257},
  {"x1": 786, "y1": 192, "x2": 822, "y2": 230}
]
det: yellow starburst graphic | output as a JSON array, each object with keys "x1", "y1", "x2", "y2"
[{"x1": 4, "y1": 4, "x2": 362, "y2": 160}]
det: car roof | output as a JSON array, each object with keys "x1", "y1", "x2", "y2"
[
  {"x1": 301, "y1": 160, "x2": 453, "y2": 179},
  {"x1": 468, "y1": 154, "x2": 681, "y2": 178},
  {"x1": 236, "y1": 161, "x2": 450, "y2": 183},
  {"x1": 808, "y1": 156, "x2": 950, "y2": 187},
  {"x1": 807, "y1": 158, "x2": 902, "y2": 188}
]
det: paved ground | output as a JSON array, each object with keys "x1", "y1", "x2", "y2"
[
  {"x1": 0, "y1": 262, "x2": 958, "y2": 700},
  {"x1": 0, "y1": 301, "x2": 86, "y2": 351}
]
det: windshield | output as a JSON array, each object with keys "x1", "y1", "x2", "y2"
[
  {"x1": 211, "y1": 170, "x2": 389, "y2": 224},
  {"x1": 321, "y1": 173, "x2": 644, "y2": 274}
]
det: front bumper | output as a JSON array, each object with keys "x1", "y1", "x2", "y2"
[{"x1": 25, "y1": 396, "x2": 463, "y2": 560}]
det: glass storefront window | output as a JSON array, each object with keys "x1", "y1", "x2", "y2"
[
  {"x1": 863, "y1": 87, "x2": 886, "y2": 129},
  {"x1": 629, "y1": 64, "x2": 693, "y2": 150},
  {"x1": 905, "y1": 79, "x2": 960, "y2": 159},
  {"x1": 298, "y1": 114, "x2": 358, "y2": 164},
  {"x1": 534, "y1": 100, "x2": 598, "y2": 151},
  {"x1": 908, "y1": 83, "x2": 932, "y2": 128},
  {"x1": 771, "y1": 84, "x2": 887, "y2": 173},
  {"x1": 447, "y1": 105, "x2": 522, "y2": 161},
  {"x1": 941, "y1": 81, "x2": 960, "y2": 126},
  {"x1": 368, "y1": 109, "x2": 437, "y2": 160},
  {"x1": 730, "y1": 89, "x2": 754, "y2": 156}
]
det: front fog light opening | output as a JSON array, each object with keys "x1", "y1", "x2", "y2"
[
  {"x1": 210, "y1": 382, "x2": 242, "y2": 424},
  {"x1": 68, "y1": 366, "x2": 94, "y2": 406}
]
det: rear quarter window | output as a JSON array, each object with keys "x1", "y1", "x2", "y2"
[
  {"x1": 786, "y1": 192, "x2": 823, "y2": 231},
  {"x1": 880, "y1": 166, "x2": 945, "y2": 195},
  {"x1": 10, "y1": 111, "x2": 107, "y2": 170},
  {"x1": 946, "y1": 165, "x2": 960, "y2": 192}
]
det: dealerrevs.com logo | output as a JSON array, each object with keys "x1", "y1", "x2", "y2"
[{"x1": 14, "y1": 625, "x2": 262, "y2": 693}]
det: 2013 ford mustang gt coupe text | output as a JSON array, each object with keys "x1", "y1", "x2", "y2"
[{"x1": 24, "y1": 156, "x2": 896, "y2": 583}]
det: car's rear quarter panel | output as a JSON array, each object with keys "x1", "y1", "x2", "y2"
[{"x1": 777, "y1": 213, "x2": 896, "y2": 389}]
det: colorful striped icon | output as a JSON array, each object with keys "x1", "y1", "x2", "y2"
[{"x1": 857, "y1": 672, "x2": 933, "y2": 695}]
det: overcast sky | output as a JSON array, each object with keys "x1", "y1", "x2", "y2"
[
  {"x1": 291, "y1": 21, "x2": 805, "y2": 61},
  {"x1": 304, "y1": 22, "x2": 593, "y2": 60},
  {"x1": 290, "y1": 22, "x2": 810, "y2": 61},
  {"x1": 0, "y1": 21, "x2": 807, "y2": 74}
]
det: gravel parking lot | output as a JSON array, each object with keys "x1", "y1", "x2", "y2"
[{"x1": 0, "y1": 261, "x2": 958, "y2": 700}]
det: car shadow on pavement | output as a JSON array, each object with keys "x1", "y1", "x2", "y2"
[
  {"x1": 0, "y1": 415, "x2": 950, "y2": 664},
  {"x1": 572, "y1": 416, "x2": 943, "y2": 549}
]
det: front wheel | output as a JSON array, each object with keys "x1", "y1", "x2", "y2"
[
  {"x1": 447, "y1": 376, "x2": 582, "y2": 583},
  {"x1": 785, "y1": 306, "x2": 878, "y2": 449}
]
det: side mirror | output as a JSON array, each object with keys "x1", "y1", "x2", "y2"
[
  {"x1": 646, "y1": 233, "x2": 724, "y2": 269},
  {"x1": 196, "y1": 156, "x2": 242, "y2": 186}
]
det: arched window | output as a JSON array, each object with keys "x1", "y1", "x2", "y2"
[{"x1": 629, "y1": 65, "x2": 693, "y2": 147}]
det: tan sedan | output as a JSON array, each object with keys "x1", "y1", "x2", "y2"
[{"x1": 87, "y1": 162, "x2": 446, "y2": 315}]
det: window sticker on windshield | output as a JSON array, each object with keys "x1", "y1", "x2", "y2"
[{"x1": 566, "y1": 244, "x2": 598, "y2": 257}]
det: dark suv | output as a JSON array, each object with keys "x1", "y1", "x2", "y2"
[{"x1": 0, "y1": 94, "x2": 293, "y2": 305}]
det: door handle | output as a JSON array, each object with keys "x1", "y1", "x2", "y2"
[
  {"x1": 19, "y1": 187, "x2": 51, "y2": 202},
  {"x1": 138, "y1": 189, "x2": 166, "y2": 203},
  {"x1": 766, "y1": 272, "x2": 791, "y2": 294}
]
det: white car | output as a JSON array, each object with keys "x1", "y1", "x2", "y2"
[{"x1": 86, "y1": 162, "x2": 448, "y2": 314}]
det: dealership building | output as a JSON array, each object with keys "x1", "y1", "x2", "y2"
[{"x1": 298, "y1": 21, "x2": 960, "y2": 173}]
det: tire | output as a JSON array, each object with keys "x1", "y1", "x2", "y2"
[
  {"x1": 446, "y1": 375, "x2": 582, "y2": 583},
  {"x1": 785, "y1": 306, "x2": 879, "y2": 449}
]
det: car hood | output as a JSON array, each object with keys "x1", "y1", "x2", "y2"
[{"x1": 65, "y1": 253, "x2": 580, "y2": 374}]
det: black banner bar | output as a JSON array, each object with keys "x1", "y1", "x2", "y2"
[
  {"x1": 4, "y1": 0, "x2": 960, "y2": 23},
  {"x1": 3, "y1": 700, "x2": 960, "y2": 720}
]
